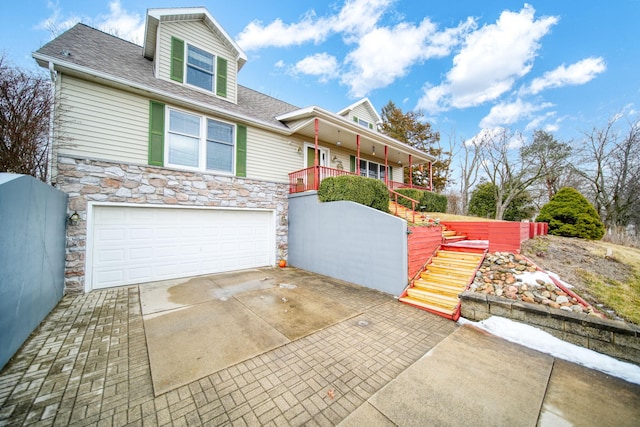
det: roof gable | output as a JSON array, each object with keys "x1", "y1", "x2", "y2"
[
  {"x1": 337, "y1": 98, "x2": 382, "y2": 124},
  {"x1": 143, "y1": 7, "x2": 247, "y2": 70}
]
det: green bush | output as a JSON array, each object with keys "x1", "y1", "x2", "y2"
[
  {"x1": 536, "y1": 187, "x2": 605, "y2": 240},
  {"x1": 318, "y1": 175, "x2": 389, "y2": 213},
  {"x1": 395, "y1": 188, "x2": 447, "y2": 213},
  {"x1": 422, "y1": 191, "x2": 447, "y2": 213}
]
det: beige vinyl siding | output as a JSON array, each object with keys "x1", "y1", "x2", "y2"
[
  {"x1": 158, "y1": 20, "x2": 238, "y2": 103},
  {"x1": 246, "y1": 128, "x2": 304, "y2": 182},
  {"x1": 352, "y1": 103, "x2": 375, "y2": 123},
  {"x1": 58, "y1": 75, "x2": 148, "y2": 163}
]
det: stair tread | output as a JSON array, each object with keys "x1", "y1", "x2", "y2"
[
  {"x1": 399, "y1": 296, "x2": 457, "y2": 315},
  {"x1": 407, "y1": 288, "x2": 459, "y2": 304},
  {"x1": 431, "y1": 258, "x2": 480, "y2": 268},
  {"x1": 436, "y1": 250, "x2": 484, "y2": 260},
  {"x1": 413, "y1": 279, "x2": 467, "y2": 292},
  {"x1": 413, "y1": 283, "x2": 465, "y2": 297},
  {"x1": 427, "y1": 264, "x2": 477, "y2": 274},
  {"x1": 419, "y1": 273, "x2": 470, "y2": 287}
]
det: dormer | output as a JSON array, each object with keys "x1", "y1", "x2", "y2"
[
  {"x1": 143, "y1": 7, "x2": 247, "y2": 104},
  {"x1": 337, "y1": 98, "x2": 382, "y2": 131}
]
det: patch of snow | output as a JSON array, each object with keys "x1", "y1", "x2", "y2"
[
  {"x1": 458, "y1": 316, "x2": 640, "y2": 385},
  {"x1": 547, "y1": 270, "x2": 574, "y2": 288}
]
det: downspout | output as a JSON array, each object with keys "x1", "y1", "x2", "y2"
[
  {"x1": 47, "y1": 62, "x2": 58, "y2": 185},
  {"x1": 356, "y1": 135, "x2": 360, "y2": 176},
  {"x1": 314, "y1": 118, "x2": 319, "y2": 190}
]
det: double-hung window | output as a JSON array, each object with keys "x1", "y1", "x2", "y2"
[
  {"x1": 360, "y1": 159, "x2": 387, "y2": 181},
  {"x1": 167, "y1": 109, "x2": 235, "y2": 173},
  {"x1": 186, "y1": 44, "x2": 214, "y2": 91}
]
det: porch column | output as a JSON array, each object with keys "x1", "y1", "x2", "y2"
[
  {"x1": 356, "y1": 135, "x2": 361, "y2": 176},
  {"x1": 409, "y1": 154, "x2": 413, "y2": 188},
  {"x1": 314, "y1": 118, "x2": 319, "y2": 190},
  {"x1": 384, "y1": 145, "x2": 388, "y2": 186},
  {"x1": 429, "y1": 161, "x2": 433, "y2": 191}
]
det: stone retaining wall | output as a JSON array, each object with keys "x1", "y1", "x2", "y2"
[
  {"x1": 460, "y1": 291, "x2": 640, "y2": 365},
  {"x1": 56, "y1": 156, "x2": 290, "y2": 294}
]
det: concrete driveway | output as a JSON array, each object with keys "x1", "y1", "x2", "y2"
[{"x1": 1, "y1": 266, "x2": 639, "y2": 426}]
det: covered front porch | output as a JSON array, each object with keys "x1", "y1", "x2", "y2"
[{"x1": 276, "y1": 110, "x2": 435, "y2": 195}]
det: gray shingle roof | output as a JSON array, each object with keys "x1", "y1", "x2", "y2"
[{"x1": 34, "y1": 24, "x2": 300, "y2": 130}]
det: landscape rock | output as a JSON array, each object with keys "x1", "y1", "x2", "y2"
[{"x1": 470, "y1": 251, "x2": 597, "y2": 316}]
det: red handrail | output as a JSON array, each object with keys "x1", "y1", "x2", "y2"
[
  {"x1": 388, "y1": 189, "x2": 420, "y2": 223},
  {"x1": 288, "y1": 166, "x2": 356, "y2": 193}
]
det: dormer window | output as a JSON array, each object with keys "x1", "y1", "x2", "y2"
[
  {"x1": 187, "y1": 45, "x2": 214, "y2": 91},
  {"x1": 170, "y1": 36, "x2": 228, "y2": 98},
  {"x1": 353, "y1": 115, "x2": 374, "y2": 130}
]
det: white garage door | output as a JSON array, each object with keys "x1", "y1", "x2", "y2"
[{"x1": 89, "y1": 206, "x2": 273, "y2": 289}]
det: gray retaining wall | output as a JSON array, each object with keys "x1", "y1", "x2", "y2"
[
  {"x1": 288, "y1": 191, "x2": 408, "y2": 296},
  {"x1": 460, "y1": 291, "x2": 640, "y2": 365},
  {"x1": 0, "y1": 174, "x2": 68, "y2": 369}
]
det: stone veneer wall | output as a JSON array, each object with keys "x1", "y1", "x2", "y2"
[
  {"x1": 460, "y1": 291, "x2": 640, "y2": 365},
  {"x1": 56, "y1": 156, "x2": 290, "y2": 294}
]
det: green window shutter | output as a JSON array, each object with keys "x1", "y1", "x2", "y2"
[
  {"x1": 353, "y1": 116, "x2": 358, "y2": 123},
  {"x1": 170, "y1": 37, "x2": 184, "y2": 83},
  {"x1": 350, "y1": 155, "x2": 355, "y2": 173},
  {"x1": 216, "y1": 57, "x2": 228, "y2": 97},
  {"x1": 389, "y1": 166, "x2": 393, "y2": 181},
  {"x1": 148, "y1": 101, "x2": 165, "y2": 166},
  {"x1": 369, "y1": 123, "x2": 373, "y2": 129},
  {"x1": 236, "y1": 124, "x2": 247, "y2": 177}
]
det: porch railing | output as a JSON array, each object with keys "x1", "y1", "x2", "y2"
[
  {"x1": 288, "y1": 166, "x2": 356, "y2": 193},
  {"x1": 289, "y1": 166, "x2": 432, "y2": 194}
]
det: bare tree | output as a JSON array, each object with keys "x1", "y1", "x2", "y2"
[
  {"x1": 477, "y1": 128, "x2": 546, "y2": 220},
  {"x1": 575, "y1": 114, "x2": 640, "y2": 229},
  {"x1": 458, "y1": 138, "x2": 481, "y2": 215},
  {"x1": 526, "y1": 130, "x2": 573, "y2": 200},
  {"x1": 0, "y1": 55, "x2": 54, "y2": 181}
]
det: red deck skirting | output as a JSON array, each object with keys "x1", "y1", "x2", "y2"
[
  {"x1": 407, "y1": 226, "x2": 442, "y2": 279},
  {"x1": 441, "y1": 221, "x2": 547, "y2": 253}
]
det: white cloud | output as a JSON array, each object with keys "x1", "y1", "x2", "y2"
[
  {"x1": 96, "y1": 0, "x2": 144, "y2": 45},
  {"x1": 417, "y1": 4, "x2": 558, "y2": 112},
  {"x1": 237, "y1": 11, "x2": 332, "y2": 51},
  {"x1": 37, "y1": 0, "x2": 144, "y2": 45},
  {"x1": 342, "y1": 17, "x2": 474, "y2": 97},
  {"x1": 292, "y1": 53, "x2": 338, "y2": 83},
  {"x1": 524, "y1": 57, "x2": 606, "y2": 94},
  {"x1": 237, "y1": 0, "x2": 394, "y2": 50},
  {"x1": 480, "y1": 98, "x2": 553, "y2": 128},
  {"x1": 236, "y1": 0, "x2": 473, "y2": 97}
]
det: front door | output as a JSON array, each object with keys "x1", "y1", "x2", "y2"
[
  {"x1": 305, "y1": 145, "x2": 329, "y2": 190},
  {"x1": 305, "y1": 145, "x2": 328, "y2": 168}
]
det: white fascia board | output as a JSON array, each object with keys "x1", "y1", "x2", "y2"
[{"x1": 33, "y1": 53, "x2": 291, "y2": 136}]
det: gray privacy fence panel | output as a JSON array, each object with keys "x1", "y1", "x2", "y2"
[
  {"x1": 0, "y1": 174, "x2": 68, "y2": 369},
  {"x1": 288, "y1": 191, "x2": 407, "y2": 296}
]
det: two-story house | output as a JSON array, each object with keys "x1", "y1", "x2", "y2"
[{"x1": 33, "y1": 7, "x2": 434, "y2": 294}]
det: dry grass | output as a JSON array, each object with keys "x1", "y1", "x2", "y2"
[
  {"x1": 424, "y1": 212, "x2": 501, "y2": 222},
  {"x1": 522, "y1": 235, "x2": 640, "y2": 325}
]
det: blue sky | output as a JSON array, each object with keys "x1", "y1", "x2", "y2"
[{"x1": 1, "y1": 0, "x2": 639, "y2": 147}]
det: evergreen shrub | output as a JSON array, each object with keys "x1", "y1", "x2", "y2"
[
  {"x1": 536, "y1": 187, "x2": 605, "y2": 240},
  {"x1": 318, "y1": 175, "x2": 389, "y2": 213}
]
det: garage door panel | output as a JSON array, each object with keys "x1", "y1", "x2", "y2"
[{"x1": 91, "y1": 206, "x2": 274, "y2": 289}]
